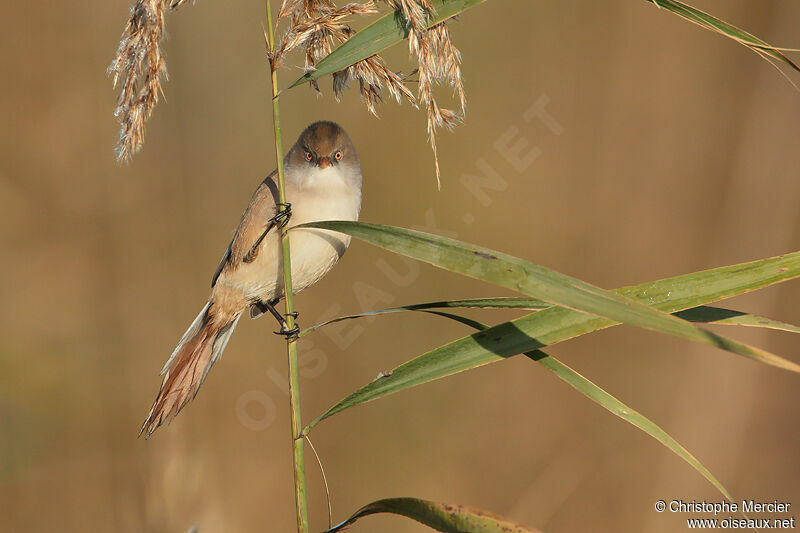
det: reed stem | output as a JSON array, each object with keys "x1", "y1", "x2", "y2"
[{"x1": 265, "y1": 2, "x2": 309, "y2": 532}]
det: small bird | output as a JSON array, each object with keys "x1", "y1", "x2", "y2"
[{"x1": 141, "y1": 121, "x2": 362, "y2": 437}]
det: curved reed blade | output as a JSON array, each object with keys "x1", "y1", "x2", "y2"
[
  {"x1": 297, "y1": 297, "x2": 550, "y2": 337},
  {"x1": 645, "y1": 0, "x2": 799, "y2": 73},
  {"x1": 676, "y1": 307, "x2": 800, "y2": 333},
  {"x1": 299, "y1": 221, "x2": 798, "y2": 371},
  {"x1": 300, "y1": 297, "x2": 800, "y2": 337},
  {"x1": 325, "y1": 497, "x2": 541, "y2": 533},
  {"x1": 332, "y1": 308, "x2": 737, "y2": 505},
  {"x1": 532, "y1": 350, "x2": 734, "y2": 503},
  {"x1": 308, "y1": 300, "x2": 800, "y2": 505},
  {"x1": 304, "y1": 247, "x2": 800, "y2": 434},
  {"x1": 317, "y1": 307, "x2": 736, "y2": 507}
]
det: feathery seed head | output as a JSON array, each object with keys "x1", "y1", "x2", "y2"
[
  {"x1": 108, "y1": 0, "x2": 192, "y2": 162},
  {"x1": 279, "y1": 0, "x2": 466, "y2": 186}
]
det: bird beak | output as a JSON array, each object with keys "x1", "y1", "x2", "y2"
[{"x1": 317, "y1": 157, "x2": 332, "y2": 169}]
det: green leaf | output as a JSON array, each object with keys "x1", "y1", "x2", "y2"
[
  {"x1": 676, "y1": 307, "x2": 800, "y2": 333},
  {"x1": 532, "y1": 350, "x2": 733, "y2": 502},
  {"x1": 645, "y1": 0, "x2": 799, "y2": 73},
  {"x1": 300, "y1": 297, "x2": 800, "y2": 337},
  {"x1": 299, "y1": 221, "x2": 795, "y2": 371},
  {"x1": 363, "y1": 310, "x2": 735, "y2": 504},
  {"x1": 325, "y1": 497, "x2": 541, "y2": 533},
  {"x1": 298, "y1": 297, "x2": 550, "y2": 337},
  {"x1": 419, "y1": 310, "x2": 492, "y2": 331},
  {"x1": 307, "y1": 276, "x2": 800, "y2": 505},
  {"x1": 304, "y1": 248, "x2": 800, "y2": 434},
  {"x1": 284, "y1": 0, "x2": 488, "y2": 91}
]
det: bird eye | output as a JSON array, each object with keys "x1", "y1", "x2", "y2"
[
  {"x1": 334, "y1": 151, "x2": 343, "y2": 161},
  {"x1": 305, "y1": 151, "x2": 313, "y2": 161}
]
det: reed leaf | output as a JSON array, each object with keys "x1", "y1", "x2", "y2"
[
  {"x1": 331, "y1": 311, "x2": 735, "y2": 504},
  {"x1": 304, "y1": 247, "x2": 800, "y2": 434},
  {"x1": 303, "y1": 252, "x2": 800, "y2": 503},
  {"x1": 325, "y1": 497, "x2": 541, "y2": 533},
  {"x1": 645, "y1": 0, "x2": 799, "y2": 73},
  {"x1": 298, "y1": 297, "x2": 550, "y2": 337},
  {"x1": 675, "y1": 307, "x2": 800, "y2": 333},
  {"x1": 299, "y1": 221, "x2": 796, "y2": 370},
  {"x1": 300, "y1": 298, "x2": 800, "y2": 337},
  {"x1": 531, "y1": 349, "x2": 733, "y2": 502}
]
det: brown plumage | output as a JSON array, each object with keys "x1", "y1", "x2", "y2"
[
  {"x1": 140, "y1": 286, "x2": 244, "y2": 437},
  {"x1": 140, "y1": 121, "x2": 363, "y2": 438}
]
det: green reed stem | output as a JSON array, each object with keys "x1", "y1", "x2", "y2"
[{"x1": 265, "y1": 2, "x2": 308, "y2": 532}]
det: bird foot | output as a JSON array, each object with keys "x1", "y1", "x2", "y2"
[
  {"x1": 269, "y1": 202, "x2": 292, "y2": 229},
  {"x1": 274, "y1": 312, "x2": 300, "y2": 341}
]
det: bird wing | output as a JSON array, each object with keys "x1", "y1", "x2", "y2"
[{"x1": 212, "y1": 171, "x2": 280, "y2": 287}]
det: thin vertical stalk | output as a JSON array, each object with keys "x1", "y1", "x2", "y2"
[{"x1": 265, "y1": 2, "x2": 309, "y2": 532}]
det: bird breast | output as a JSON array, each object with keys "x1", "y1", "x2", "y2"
[{"x1": 237, "y1": 165, "x2": 362, "y2": 301}]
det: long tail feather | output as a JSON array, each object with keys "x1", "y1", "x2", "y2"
[{"x1": 140, "y1": 302, "x2": 241, "y2": 438}]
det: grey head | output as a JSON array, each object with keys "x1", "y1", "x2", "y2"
[{"x1": 285, "y1": 121, "x2": 362, "y2": 189}]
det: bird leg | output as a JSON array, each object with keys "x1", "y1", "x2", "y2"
[
  {"x1": 258, "y1": 299, "x2": 300, "y2": 341},
  {"x1": 244, "y1": 203, "x2": 292, "y2": 264}
]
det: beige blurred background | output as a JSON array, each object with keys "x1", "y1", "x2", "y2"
[{"x1": 2, "y1": 1, "x2": 799, "y2": 531}]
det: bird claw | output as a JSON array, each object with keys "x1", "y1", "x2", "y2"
[
  {"x1": 274, "y1": 323, "x2": 300, "y2": 341},
  {"x1": 274, "y1": 312, "x2": 300, "y2": 341},
  {"x1": 269, "y1": 202, "x2": 292, "y2": 229}
]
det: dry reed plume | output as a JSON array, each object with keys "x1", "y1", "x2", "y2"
[
  {"x1": 271, "y1": 1, "x2": 416, "y2": 112},
  {"x1": 382, "y1": 0, "x2": 465, "y2": 184},
  {"x1": 108, "y1": 0, "x2": 188, "y2": 162},
  {"x1": 273, "y1": 0, "x2": 466, "y2": 186},
  {"x1": 272, "y1": 1, "x2": 416, "y2": 113},
  {"x1": 110, "y1": 0, "x2": 467, "y2": 183}
]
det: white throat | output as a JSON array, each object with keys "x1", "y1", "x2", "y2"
[
  {"x1": 291, "y1": 165, "x2": 348, "y2": 189},
  {"x1": 286, "y1": 163, "x2": 362, "y2": 222}
]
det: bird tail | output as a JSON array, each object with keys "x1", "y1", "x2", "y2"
[{"x1": 140, "y1": 295, "x2": 242, "y2": 438}]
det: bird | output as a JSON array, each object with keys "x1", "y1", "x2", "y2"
[{"x1": 140, "y1": 121, "x2": 362, "y2": 438}]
